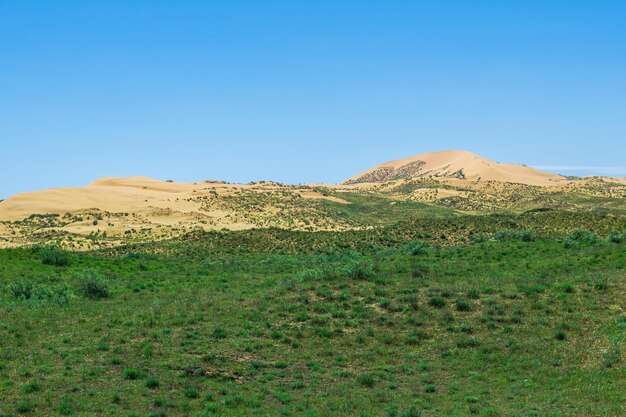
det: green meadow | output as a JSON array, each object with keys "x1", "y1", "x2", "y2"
[{"x1": 1, "y1": 216, "x2": 625, "y2": 416}]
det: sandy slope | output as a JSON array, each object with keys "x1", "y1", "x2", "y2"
[
  {"x1": 0, "y1": 176, "x2": 356, "y2": 248},
  {"x1": 0, "y1": 151, "x2": 623, "y2": 248},
  {"x1": 344, "y1": 150, "x2": 565, "y2": 186},
  {"x1": 0, "y1": 177, "x2": 196, "y2": 221},
  {"x1": 0, "y1": 177, "x2": 350, "y2": 221}
]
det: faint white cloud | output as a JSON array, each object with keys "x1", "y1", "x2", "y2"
[{"x1": 533, "y1": 166, "x2": 626, "y2": 177}]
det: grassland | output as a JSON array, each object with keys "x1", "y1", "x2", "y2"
[{"x1": 1, "y1": 215, "x2": 625, "y2": 416}]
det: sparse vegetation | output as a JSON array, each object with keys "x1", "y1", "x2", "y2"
[
  {"x1": 494, "y1": 229, "x2": 536, "y2": 242},
  {"x1": 0, "y1": 217, "x2": 624, "y2": 416}
]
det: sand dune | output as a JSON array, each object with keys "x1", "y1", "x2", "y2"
[
  {"x1": 0, "y1": 176, "x2": 355, "y2": 249},
  {"x1": 0, "y1": 151, "x2": 623, "y2": 249},
  {"x1": 0, "y1": 176, "x2": 350, "y2": 222},
  {"x1": 344, "y1": 150, "x2": 564, "y2": 186}
]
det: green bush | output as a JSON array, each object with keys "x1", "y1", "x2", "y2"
[
  {"x1": 428, "y1": 296, "x2": 445, "y2": 308},
  {"x1": 607, "y1": 231, "x2": 624, "y2": 244},
  {"x1": 122, "y1": 368, "x2": 141, "y2": 380},
  {"x1": 469, "y1": 233, "x2": 488, "y2": 244},
  {"x1": 37, "y1": 245, "x2": 70, "y2": 266},
  {"x1": 455, "y1": 299, "x2": 472, "y2": 312},
  {"x1": 602, "y1": 346, "x2": 621, "y2": 368},
  {"x1": 213, "y1": 326, "x2": 227, "y2": 340},
  {"x1": 494, "y1": 229, "x2": 536, "y2": 242},
  {"x1": 406, "y1": 241, "x2": 429, "y2": 255},
  {"x1": 299, "y1": 266, "x2": 337, "y2": 281},
  {"x1": 9, "y1": 280, "x2": 33, "y2": 299},
  {"x1": 343, "y1": 261, "x2": 373, "y2": 280},
  {"x1": 23, "y1": 380, "x2": 41, "y2": 393},
  {"x1": 184, "y1": 386, "x2": 200, "y2": 398},
  {"x1": 9, "y1": 280, "x2": 72, "y2": 307},
  {"x1": 399, "y1": 407, "x2": 421, "y2": 417},
  {"x1": 16, "y1": 399, "x2": 33, "y2": 413},
  {"x1": 563, "y1": 229, "x2": 601, "y2": 248},
  {"x1": 76, "y1": 270, "x2": 110, "y2": 299},
  {"x1": 356, "y1": 373, "x2": 375, "y2": 388},
  {"x1": 124, "y1": 252, "x2": 157, "y2": 261},
  {"x1": 31, "y1": 285, "x2": 73, "y2": 307},
  {"x1": 146, "y1": 378, "x2": 160, "y2": 388},
  {"x1": 456, "y1": 336, "x2": 480, "y2": 348}
]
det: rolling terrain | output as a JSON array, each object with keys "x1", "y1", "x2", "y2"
[
  {"x1": 0, "y1": 151, "x2": 625, "y2": 416},
  {"x1": 0, "y1": 151, "x2": 625, "y2": 249}
]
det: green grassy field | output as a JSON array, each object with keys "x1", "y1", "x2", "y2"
[{"x1": 1, "y1": 220, "x2": 625, "y2": 416}]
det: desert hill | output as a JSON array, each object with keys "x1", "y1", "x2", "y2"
[
  {"x1": 344, "y1": 150, "x2": 564, "y2": 186},
  {"x1": 0, "y1": 150, "x2": 624, "y2": 249},
  {"x1": 0, "y1": 176, "x2": 350, "y2": 222}
]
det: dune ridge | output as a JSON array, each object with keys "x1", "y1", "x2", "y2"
[
  {"x1": 1, "y1": 150, "x2": 624, "y2": 249},
  {"x1": 344, "y1": 150, "x2": 564, "y2": 186}
]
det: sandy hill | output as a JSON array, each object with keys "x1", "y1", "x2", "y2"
[
  {"x1": 0, "y1": 151, "x2": 624, "y2": 249},
  {"x1": 0, "y1": 176, "x2": 195, "y2": 221},
  {"x1": 0, "y1": 177, "x2": 356, "y2": 248},
  {"x1": 0, "y1": 176, "x2": 349, "y2": 221},
  {"x1": 344, "y1": 150, "x2": 564, "y2": 186}
]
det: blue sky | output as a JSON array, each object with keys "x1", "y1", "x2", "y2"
[{"x1": 1, "y1": 1, "x2": 625, "y2": 198}]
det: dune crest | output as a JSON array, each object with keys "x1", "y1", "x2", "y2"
[{"x1": 344, "y1": 150, "x2": 564, "y2": 186}]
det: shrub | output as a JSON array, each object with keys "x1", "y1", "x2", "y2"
[
  {"x1": 428, "y1": 296, "x2": 445, "y2": 308},
  {"x1": 593, "y1": 281, "x2": 608, "y2": 291},
  {"x1": 213, "y1": 326, "x2": 227, "y2": 340},
  {"x1": 9, "y1": 281, "x2": 72, "y2": 307},
  {"x1": 184, "y1": 386, "x2": 200, "y2": 398},
  {"x1": 469, "y1": 233, "x2": 488, "y2": 244},
  {"x1": 563, "y1": 229, "x2": 600, "y2": 248},
  {"x1": 455, "y1": 299, "x2": 472, "y2": 312},
  {"x1": 404, "y1": 329, "x2": 428, "y2": 345},
  {"x1": 607, "y1": 231, "x2": 624, "y2": 244},
  {"x1": 146, "y1": 378, "x2": 160, "y2": 389},
  {"x1": 494, "y1": 229, "x2": 536, "y2": 242},
  {"x1": 356, "y1": 373, "x2": 375, "y2": 388},
  {"x1": 456, "y1": 337, "x2": 480, "y2": 348},
  {"x1": 343, "y1": 261, "x2": 373, "y2": 280},
  {"x1": 467, "y1": 289, "x2": 480, "y2": 299},
  {"x1": 602, "y1": 346, "x2": 621, "y2": 368},
  {"x1": 125, "y1": 252, "x2": 157, "y2": 261},
  {"x1": 460, "y1": 323, "x2": 473, "y2": 333},
  {"x1": 9, "y1": 280, "x2": 33, "y2": 299},
  {"x1": 58, "y1": 401, "x2": 72, "y2": 416},
  {"x1": 23, "y1": 381, "x2": 41, "y2": 393},
  {"x1": 31, "y1": 285, "x2": 73, "y2": 307},
  {"x1": 299, "y1": 267, "x2": 337, "y2": 281},
  {"x1": 122, "y1": 368, "x2": 141, "y2": 380},
  {"x1": 406, "y1": 241, "x2": 429, "y2": 255},
  {"x1": 38, "y1": 245, "x2": 69, "y2": 266},
  {"x1": 76, "y1": 269, "x2": 109, "y2": 299},
  {"x1": 16, "y1": 399, "x2": 33, "y2": 413},
  {"x1": 399, "y1": 407, "x2": 421, "y2": 417}
]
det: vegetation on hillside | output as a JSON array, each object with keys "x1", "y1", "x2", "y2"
[{"x1": 1, "y1": 216, "x2": 624, "y2": 416}]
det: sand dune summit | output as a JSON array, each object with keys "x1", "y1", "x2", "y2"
[{"x1": 344, "y1": 150, "x2": 564, "y2": 186}]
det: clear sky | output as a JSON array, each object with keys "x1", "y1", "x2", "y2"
[{"x1": 1, "y1": 1, "x2": 625, "y2": 199}]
